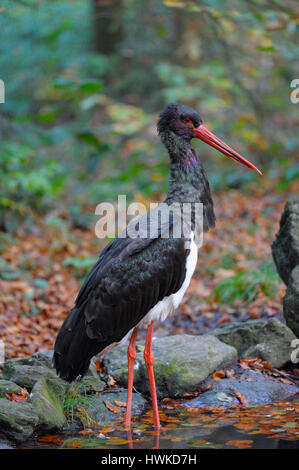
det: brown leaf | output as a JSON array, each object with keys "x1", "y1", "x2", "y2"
[
  {"x1": 279, "y1": 378, "x2": 294, "y2": 385},
  {"x1": 213, "y1": 370, "x2": 226, "y2": 381},
  {"x1": 107, "y1": 375, "x2": 116, "y2": 387},
  {"x1": 114, "y1": 400, "x2": 126, "y2": 408},
  {"x1": 103, "y1": 400, "x2": 120, "y2": 414},
  {"x1": 215, "y1": 268, "x2": 236, "y2": 279},
  {"x1": 66, "y1": 441, "x2": 82, "y2": 448},
  {"x1": 38, "y1": 434, "x2": 64, "y2": 445},
  {"x1": 234, "y1": 391, "x2": 250, "y2": 405},
  {"x1": 5, "y1": 387, "x2": 29, "y2": 402},
  {"x1": 226, "y1": 369, "x2": 235, "y2": 379},
  {"x1": 226, "y1": 439, "x2": 253, "y2": 449}
]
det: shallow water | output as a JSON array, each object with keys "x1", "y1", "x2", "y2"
[{"x1": 20, "y1": 397, "x2": 299, "y2": 450}]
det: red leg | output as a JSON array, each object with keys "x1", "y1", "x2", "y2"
[
  {"x1": 124, "y1": 326, "x2": 138, "y2": 428},
  {"x1": 144, "y1": 321, "x2": 160, "y2": 429}
]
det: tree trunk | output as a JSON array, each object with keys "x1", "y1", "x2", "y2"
[{"x1": 93, "y1": 0, "x2": 123, "y2": 55}]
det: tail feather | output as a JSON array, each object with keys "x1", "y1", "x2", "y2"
[{"x1": 53, "y1": 306, "x2": 104, "y2": 382}]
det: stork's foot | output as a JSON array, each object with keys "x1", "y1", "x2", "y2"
[
  {"x1": 144, "y1": 321, "x2": 161, "y2": 430},
  {"x1": 124, "y1": 326, "x2": 138, "y2": 428}
]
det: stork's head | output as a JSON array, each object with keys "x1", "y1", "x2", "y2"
[{"x1": 157, "y1": 103, "x2": 262, "y2": 175}]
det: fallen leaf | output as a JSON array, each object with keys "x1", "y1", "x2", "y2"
[
  {"x1": 213, "y1": 370, "x2": 226, "y2": 381},
  {"x1": 38, "y1": 434, "x2": 64, "y2": 445},
  {"x1": 5, "y1": 387, "x2": 29, "y2": 402},
  {"x1": 279, "y1": 378, "x2": 294, "y2": 385},
  {"x1": 234, "y1": 391, "x2": 250, "y2": 405},
  {"x1": 226, "y1": 369, "x2": 235, "y2": 379},
  {"x1": 107, "y1": 375, "x2": 116, "y2": 387},
  {"x1": 226, "y1": 439, "x2": 253, "y2": 449},
  {"x1": 66, "y1": 441, "x2": 82, "y2": 447},
  {"x1": 114, "y1": 400, "x2": 126, "y2": 408},
  {"x1": 103, "y1": 400, "x2": 120, "y2": 414}
]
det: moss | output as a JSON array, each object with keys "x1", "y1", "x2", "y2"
[{"x1": 30, "y1": 379, "x2": 66, "y2": 431}]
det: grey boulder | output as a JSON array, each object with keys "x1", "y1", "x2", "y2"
[
  {"x1": 283, "y1": 265, "x2": 299, "y2": 338},
  {"x1": 0, "y1": 398, "x2": 39, "y2": 443},
  {"x1": 186, "y1": 369, "x2": 299, "y2": 407},
  {"x1": 82, "y1": 389, "x2": 147, "y2": 426},
  {"x1": 272, "y1": 195, "x2": 299, "y2": 285},
  {"x1": 210, "y1": 318, "x2": 296, "y2": 368},
  {"x1": 105, "y1": 334, "x2": 237, "y2": 399}
]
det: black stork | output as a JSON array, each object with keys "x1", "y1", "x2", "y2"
[{"x1": 53, "y1": 103, "x2": 262, "y2": 429}]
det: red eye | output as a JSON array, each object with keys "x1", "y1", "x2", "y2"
[{"x1": 183, "y1": 118, "x2": 193, "y2": 126}]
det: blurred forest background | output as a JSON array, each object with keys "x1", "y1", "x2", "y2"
[{"x1": 0, "y1": 0, "x2": 298, "y2": 357}]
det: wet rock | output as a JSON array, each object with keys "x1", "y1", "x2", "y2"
[
  {"x1": 272, "y1": 196, "x2": 299, "y2": 337},
  {"x1": 210, "y1": 318, "x2": 296, "y2": 368},
  {"x1": 272, "y1": 195, "x2": 299, "y2": 285},
  {"x1": 3, "y1": 362, "x2": 59, "y2": 390},
  {"x1": 82, "y1": 389, "x2": 146, "y2": 425},
  {"x1": 0, "y1": 398, "x2": 39, "y2": 443},
  {"x1": 186, "y1": 369, "x2": 299, "y2": 408},
  {"x1": 283, "y1": 265, "x2": 299, "y2": 338},
  {"x1": 0, "y1": 440, "x2": 14, "y2": 449},
  {"x1": 29, "y1": 379, "x2": 66, "y2": 431},
  {"x1": 76, "y1": 358, "x2": 105, "y2": 394},
  {"x1": 2, "y1": 351, "x2": 105, "y2": 394},
  {"x1": 105, "y1": 334, "x2": 237, "y2": 399},
  {"x1": 0, "y1": 351, "x2": 106, "y2": 443},
  {"x1": 0, "y1": 380, "x2": 24, "y2": 398},
  {"x1": 2, "y1": 351, "x2": 58, "y2": 389}
]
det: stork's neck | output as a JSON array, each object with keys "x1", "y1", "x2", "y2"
[{"x1": 161, "y1": 130, "x2": 216, "y2": 232}]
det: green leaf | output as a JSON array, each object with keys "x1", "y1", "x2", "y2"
[
  {"x1": 78, "y1": 80, "x2": 102, "y2": 93},
  {"x1": 77, "y1": 132, "x2": 100, "y2": 148}
]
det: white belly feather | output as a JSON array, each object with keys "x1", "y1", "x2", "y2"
[{"x1": 140, "y1": 232, "x2": 198, "y2": 327}]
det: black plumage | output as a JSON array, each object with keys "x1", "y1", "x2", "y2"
[
  {"x1": 53, "y1": 233, "x2": 188, "y2": 381},
  {"x1": 53, "y1": 103, "x2": 215, "y2": 383}
]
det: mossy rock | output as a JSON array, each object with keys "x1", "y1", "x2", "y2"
[
  {"x1": 2, "y1": 363, "x2": 60, "y2": 390},
  {"x1": 283, "y1": 265, "x2": 299, "y2": 338},
  {"x1": 2, "y1": 352, "x2": 105, "y2": 394},
  {"x1": 81, "y1": 389, "x2": 147, "y2": 426},
  {"x1": 105, "y1": 334, "x2": 237, "y2": 399},
  {"x1": 30, "y1": 378, "x2": 66, "y2": 431},
  {"x1": 210, "y1": 318, "x2": 296, "y2": 368},
  {"x1": 0, "y1": 398, "x2": 38, "y2": 443},
  {"x1": 272, "y1": 195, "x2": 299, "y2": 285},
  {"x1": 0, "y1": 380, "x2": 24, "y2": 398},
  {"x1": 76, "y1": 358, "x2": 105, "y2": 394}
]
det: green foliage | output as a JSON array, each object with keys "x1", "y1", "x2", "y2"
[
  {"x1": 0, "y1": 141, "x2": 65, "y2": 230},
  {"x1": 211, "y1": 260, "x2": 281, "y2": 305},
  {"x1": 62, "y1": 256, "x2": 99, "y2": 281},
  {"x1": 0, "y1": 0, "x2": 297, "y2": 232},
  {"x1": 63, "y1": 385, "x2": 96, "y2": 426}
]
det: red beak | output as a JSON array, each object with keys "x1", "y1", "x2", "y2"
[{"x1": 193, "y1": 124, "x2": 262, "y2": 175}]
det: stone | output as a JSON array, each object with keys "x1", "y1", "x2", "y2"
[
  {"x1": 2, "y1": 351, "x2": 105, "y2": 393},
  {"x1": 2, "y1": 351, "x2": 59, "y2": 389},
  {"x1": 81, "y1": 389, "x2": 147, "y2": 426},
  {"x1": 105, "y1": 334, "x2": 237, "y2": 399},
  {"x1": 0, "y1": 380, "x2": 24, "y2": 398},
  {"x1": 0, "y1": 398, "x2": 38, "y2": 443},
  {"x1": 2, "y1": 363, "x2": 60, "y2": 390},
  {"x1": 210, "y1": 318, "x2": 296, "y2": 368},
  {"x1": 29, "y1": 379, "x2": 66, "y2": 431},
  {"x1": 283, "y1": 265, "x2": 299, "y2": 338},
  {"x1": 272, "y1": 195, "x2": 299, "y2": 285},
  {"x1": 186, "y1": 368, "x2": 299, "y2": 408},
  {"x1": 0, "y1": 440, "x2": 14, "y2": 449},
  {"x1": 76, "y1": 358, "x2": 105, "y2": 394}
]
